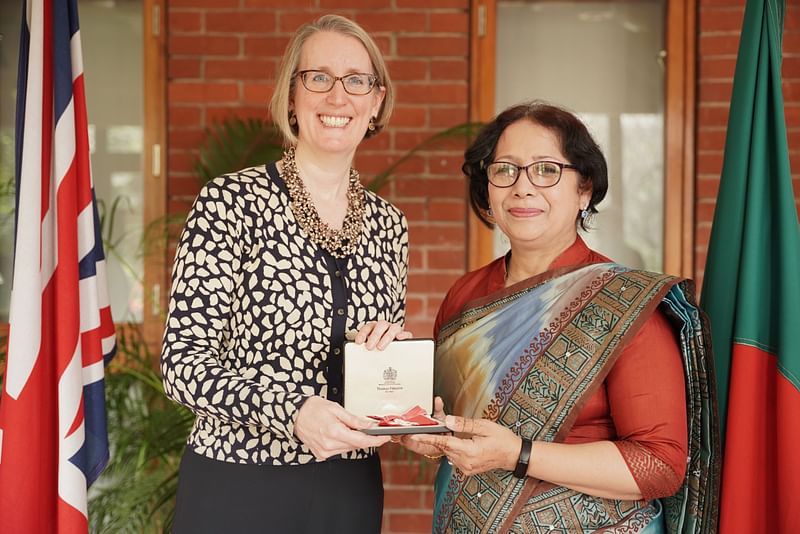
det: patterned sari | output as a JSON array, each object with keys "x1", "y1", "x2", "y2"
[{"x1": 433, "y1": 263, "x2": 720, "y2": 534}]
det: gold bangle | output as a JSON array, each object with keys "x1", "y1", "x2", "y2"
[{"x1": 423, "y1": 453, "x2": 445, "y2": 460}]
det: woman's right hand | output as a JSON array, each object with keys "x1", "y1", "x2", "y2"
[{"x1": 294, "y1": 396, "x2": 391, "y2": 460}]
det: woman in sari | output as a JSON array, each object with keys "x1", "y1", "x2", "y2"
[{"x1": 404, "y1": 102, "x2": 720, "y2": 533}]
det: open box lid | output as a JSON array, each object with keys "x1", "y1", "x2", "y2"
[{"x1": 343, "y1": 339, "x2": 449, "y2": 435}]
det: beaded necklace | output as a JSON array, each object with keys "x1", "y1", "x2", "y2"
[{"x1": 281, "y1": 146, "x2": 365, "y2": 258}]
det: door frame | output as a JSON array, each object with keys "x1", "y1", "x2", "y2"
[
  {"x1": 467, "y1": 0, "x2": 696, "y2": 278},
  {"x1": 142, "y1": 0, "x2": 167, "y2": 349}
]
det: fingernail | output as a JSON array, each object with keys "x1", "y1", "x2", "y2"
[{"x1": 445, "y1": 415, "x2": 455, "y2": 426}]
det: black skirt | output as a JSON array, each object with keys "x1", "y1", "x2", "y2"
[{"x1": 172, "y1": 448, "x2": 384, "y2": 534}]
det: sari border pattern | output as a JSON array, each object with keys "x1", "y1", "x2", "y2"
[{"x1": 505, "y1": 484, "x2": 660, "y2": 533}]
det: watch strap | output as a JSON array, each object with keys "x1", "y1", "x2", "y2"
[{"x1": 513, "y1": 438, "x2": 532, "y2": 478}]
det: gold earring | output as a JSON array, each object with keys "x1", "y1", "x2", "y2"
[
  {"x1": 368, "y1": 117, "x2": 376, "y2": 131},
  {"x1": 289, "y1": 114, "x2": 297, "y2": 126}
]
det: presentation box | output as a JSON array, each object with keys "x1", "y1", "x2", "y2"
[{"x1": 344, "y1": 339, "x2": 449, "y2": 435}]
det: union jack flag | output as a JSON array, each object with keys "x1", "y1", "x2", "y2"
[{"x1": 0, "y1": 0, "x2": 116, "y2": 531}]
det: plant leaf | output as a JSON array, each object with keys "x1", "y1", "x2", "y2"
[{"x1": 196, "y1": 117, "x2": 284, "y2": 185}]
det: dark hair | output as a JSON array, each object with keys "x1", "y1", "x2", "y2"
[{"x1": 463, "y1": 101, "x2": 608, "y2": 230}]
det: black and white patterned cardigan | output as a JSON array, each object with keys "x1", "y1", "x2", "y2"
[{"x1": 161, "y1": 162, "x2": 408, "y2": 465}]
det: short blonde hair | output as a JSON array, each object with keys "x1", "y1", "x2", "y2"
[{"x1": 269, "y1": 14, "x2": 394, "y2": 146}]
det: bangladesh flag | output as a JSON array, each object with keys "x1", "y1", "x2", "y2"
[{"x1": 700, "y1": 0, "x2": 800, "y2": 532}]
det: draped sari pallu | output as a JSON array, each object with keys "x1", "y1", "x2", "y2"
[{"x1": 433, "y1": 264, "x2": 720, "y2": 534}]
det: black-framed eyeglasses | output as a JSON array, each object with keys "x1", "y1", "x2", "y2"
[
  {"x1": 485, "y1": 160, "x2": 578, "y2": 188},
  {"x1": 296, "y1": 70, "x2": 378, "y2": 95}
]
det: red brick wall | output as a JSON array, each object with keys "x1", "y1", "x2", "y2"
[
  {"x1": 165, "y1": 2, "x2": 469, "y2": 532},
  {"x1": 164, "y1": 1, "x2": 799, "y2": 532},
  {"x1": 695, "y1": 0, "x2": 800, "y2": 287}
]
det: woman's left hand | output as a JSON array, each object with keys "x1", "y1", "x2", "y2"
[
  {"x1": 353, "y1": 320, "x2": 412, "y2": 350},
  {"x1": 409, "y1": 415, "x2": 522, "y2": 476}
]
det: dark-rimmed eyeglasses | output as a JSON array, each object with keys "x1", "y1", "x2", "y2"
[
  {"x1": 296, "y1": 70, "x2": 378, "y2": 95},
  {"x1": 486, "y1": 160, "x2": 578, "y2": 188}
]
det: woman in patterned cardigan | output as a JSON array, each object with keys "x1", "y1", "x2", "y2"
[{"x1": 162, "y1": 15, "x2": 409, "y2": 534}]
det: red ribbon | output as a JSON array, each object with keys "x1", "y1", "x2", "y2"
[{"x1": 368, "y1": 405, "x2": 440, "y2": 427}]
